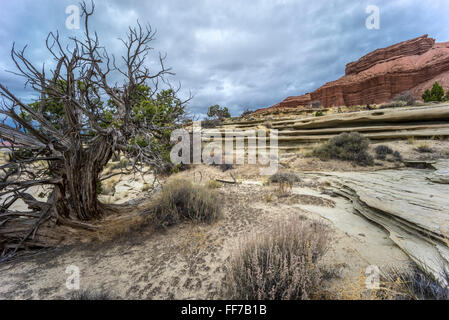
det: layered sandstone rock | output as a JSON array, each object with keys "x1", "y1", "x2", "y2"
[
  {"x1": 258, "y1": 35, "x2": 449, "y2": 112},
  {"x1": 319, "y1": 166, "x2": 449, "y2": 284}
]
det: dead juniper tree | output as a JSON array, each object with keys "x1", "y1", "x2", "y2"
[{"x1": 0, "y1": 1, "x2": 189, "y2": 259}]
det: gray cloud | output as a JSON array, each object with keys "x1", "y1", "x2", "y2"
[{"x1": 1, "y1": 0, "x2": 449, "y2": 118}]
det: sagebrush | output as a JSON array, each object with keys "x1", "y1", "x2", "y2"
[
  {"x1": 313, "y1": 132, "x2": 373, "y2": 166},
  {"x1": 222, "y1": 217, "x2": 330, "y2": 300}
]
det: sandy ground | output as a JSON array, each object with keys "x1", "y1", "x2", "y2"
[
  {"x1": 0, "y1": 164, "x2": 410, "y2": 300},
  {"x1": 2, "y1": 139, "x2": 445, "y2": 299}
]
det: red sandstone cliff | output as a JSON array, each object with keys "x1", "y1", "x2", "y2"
[{"x1": 257, "y1": 35, "x2": 449, "y2": 113}]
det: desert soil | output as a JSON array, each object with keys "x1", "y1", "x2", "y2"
[{"x1": 0, "y1": 162, "x2": 412, "y2": 300}]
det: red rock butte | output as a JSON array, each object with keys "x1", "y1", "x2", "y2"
[{"x1": 257, "y1": 35, "x2": 449, "y2": 113}]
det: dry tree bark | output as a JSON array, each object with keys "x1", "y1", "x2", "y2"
[{"x1": 0, "y1": 1, "x2": 190, "y2": 260}]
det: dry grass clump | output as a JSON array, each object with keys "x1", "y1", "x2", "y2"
[
  {"x1": 313, "y1": 132, "x2": 374, "y2": 166},
  {"x1": 69, "y1": 289, "x2": 114, "y2": 300},
  {"x1": 382, "y1": 266, "x2": 449, "y2": 300},
  {"x1": 222, "y1": 217, "x2": 331, "y2": 300},
  {"x1": 206, "y1": 180, "x2": 222, "y2": 189},
  {"x1": 149, "y1": 179, "x2": 222, "y2": 228},
  {"x1": 416, "y1": 143, "x2": 434, "y2": 153},
  {"x1": 330, "y1": 264, "x2": 449, "y2": 300}
]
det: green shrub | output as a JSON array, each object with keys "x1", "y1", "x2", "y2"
[
  {"x1": 313, "y1": 132, "x2": 373, "y2": 166},
  {"x1": 315, "y1": 111, "x2": 324, "y2": 117},
  {"x1": 422, "y1": 82, "x2": 445, "y2": 102},
  {"x1": 149, "y1": 179, "x2": 222, "y2": 228},
  {"x1": 222, "y1": 217, "x2": 330, "y2": 300},
  {"x1": 207, "y1": 105, "x2": 231, "y2": 120},
  {"x1": 97, "y1": 181, "x2": 103, "y2": 195}
]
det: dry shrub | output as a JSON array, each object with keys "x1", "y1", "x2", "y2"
[
  {"x1": 382, "y1": 266, "x2": 449, "y2": 300},
  {"x1": 264, "y1": 121, "x2": 273, "y2": 129},
  {"x1": 313, "y1": 132, "x2": 374, "y2": 166},
  {"x1": 269, "y1": 172, "x2": 300, "y2": 194},
  {"x1": 149, "y1": 179, "x2": 222, "y2": 228},
  {"x1": 392, "y1": 91, "x2": 416, "y2": 106},
  {"x1": 374, "y1": 145, "x2": 402, "y2": 162},
  {"x1": 222, "y1": 217, "x2": 331, "y2": 300},
  {"x1": 326, "y1": 269, "x2": 384, "y2": 300},
  {"x1": 331, "y1": 265, "x2": 449, "y2": 300},
  {"x1": 206, "y1": 180, "x2": 222, "y2": 189},
  {"x1": 202, "y1": 118, "x2": 222, "y2": 128},
  {"x1": 379, "y1": 101, "x2": 407, "y2": 109},
  {"x1": 268, "y1": 172, "x2": 300, "y2": 184}
]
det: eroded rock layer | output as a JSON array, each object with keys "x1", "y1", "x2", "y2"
[
  {"x1": 258, "y1": 35, "x2": 449, "y2": 112},
  {"x1": 317, "y1": 165, "x2": 449, "y2": 284}
]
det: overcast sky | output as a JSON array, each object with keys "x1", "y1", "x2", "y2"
[{"x1": 1, "y1": 0, "x2": 448, "y2": 118}]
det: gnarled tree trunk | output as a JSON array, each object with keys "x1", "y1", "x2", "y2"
[{"x1": 52, "y1": 135, "x2": 115, "y2": 221}]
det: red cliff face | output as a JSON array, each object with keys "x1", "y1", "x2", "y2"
[{"x1": 257, "y1": 35, "x2": 449, "y2": 113}]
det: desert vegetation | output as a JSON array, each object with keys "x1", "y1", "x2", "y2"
[
  {"x1": 146, "y1": 179, "x2": 222, "y2": 228},
  {"x1": 422, "y1": 81, "x2": 448, "y2": 103},
  {"x1": 222, "y1": 216, "x2": 330, "y2": 300},
  {"x1": 415, "y1": 143, "x2": 434, "y2": 153},
  {"x1": 268, "y1": 172, "x2": 300, "y2": 193},
  {"x1": 374, "y1": 145, "x2": 402, "y2": 162},
  {"x1": 381, "y1": 266, "x2": 449, "y2": 300},
  {"x1": 201, "y1": 105, "x2": 231, "y2": 128},
  {"x1": 313, "y1": 132, "x2": 374, "y2": 166}
]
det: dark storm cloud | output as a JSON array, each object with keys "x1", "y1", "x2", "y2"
[{"x1": 1, "y1": 0, "x2": 448, "y2": 118}]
